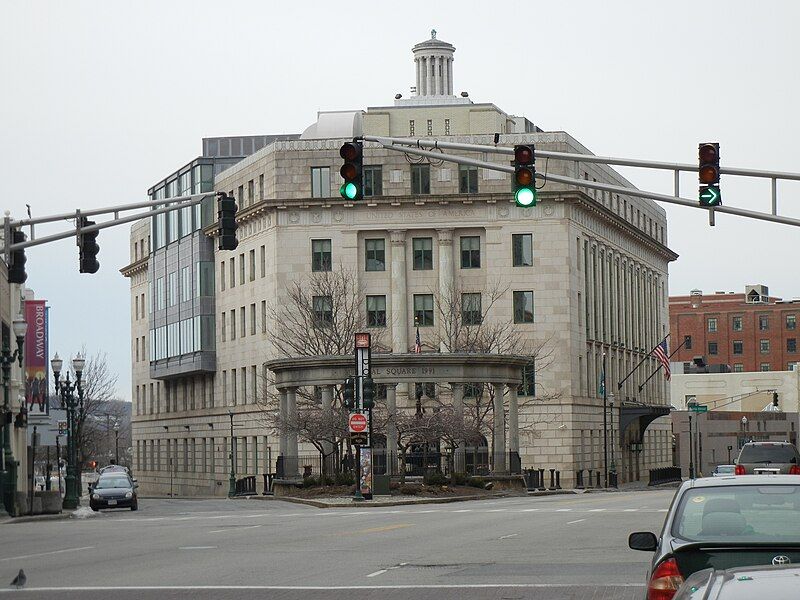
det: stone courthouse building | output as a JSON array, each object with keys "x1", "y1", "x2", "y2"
[{"x1": 123, "y1": 32, "x2": 676, "y2": 496}]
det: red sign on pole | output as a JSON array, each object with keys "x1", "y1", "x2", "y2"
[
  {"x1": 355, "y1": 332, "x2": 371, "y2": 349},
  {"x1": 349, "y1": 412, "x2": 368, "y2": 433}
]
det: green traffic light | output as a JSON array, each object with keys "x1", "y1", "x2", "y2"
[
  {"x1": 515, "y1": 187, "x2": 537, "y2": 207},
  {"x1": 343, "y1": 182, "x2": 359, "y2": 200},
  {"x1": 699, "y1": 185, "x2": 721, "y2": 207}
]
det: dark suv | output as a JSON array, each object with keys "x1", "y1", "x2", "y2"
[{"x1": 735, "y1": 442, "x2": 800, "y2": 475}]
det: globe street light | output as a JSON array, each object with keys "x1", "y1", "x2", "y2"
[
  {"x1": 1, "y1": 313, "x2": 27, "y2": 517},
  {"x1": 51, "y1": 353, "x2": 86, "y2": 510}
]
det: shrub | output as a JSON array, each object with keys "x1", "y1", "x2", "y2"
[
  {"x1": 399, "y1": 484, "x2": 422, "y2": 495},
  {"x1": 423, "y1": 471, "x2": 449, "y2": 486},
  {"x1": 335, "y1": 472, "x2": 354, "y2": 486}
]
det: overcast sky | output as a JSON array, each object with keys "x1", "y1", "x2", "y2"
[{"x1": 2, "y1": 1, "x2": 798, "y2": 401}]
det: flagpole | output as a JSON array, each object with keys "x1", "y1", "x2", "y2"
[
  {"x1": 617, "y1": 333, "x2": 671, "y2": 391},
  {"x1": 602, "y1": 352, "x2": 608, "y2": 489},
  {"x1": 637, "y1": 339, "x2": 687, "y2": 392}
]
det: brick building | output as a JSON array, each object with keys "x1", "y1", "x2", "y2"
[{"x1": 670, "y1": 285, "x2": 800, "y2": 373}]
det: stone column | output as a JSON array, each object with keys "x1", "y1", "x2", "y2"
[
  {"x1": 426, "y1": 55, "x2": 433, "y2": 98},
  {"x1": 415, "y1": 58, "x2": 421, "y2": 94},
  {"x1": 386, "y1": 383, "x2": 398, "y2": 476},
  {"x1": 508, "y1": 385, "x2": 519, "y2": 454},
  {"x1": 447, "y1": 58, "x2": 453, "y2": 95},
  {"x1": 436, "y1": 56, "x2": 443, "y2": 95},
  {"x1": 492, "y1": 382, "x2": 507, "y2": 474},
  {"x1": 442, "y1": 56, "x2": 449, "y2": 97},
  {"x1": 286, "y1": 387, "x2": 298, "y2": 478},
  {"x1": 437, "y1": 228, "x2": 454, "y2": 352},
  {"x1": 452, "y1": 383, "x2": 465, "y2": 474},
  {"x1": 321, "y1": 385, "x2": 335, "y2": 476},
  {"x1": 278, "y1": 388, "x2": 288, "y2": 459},
  {"x1": 390, "y1": 230, "x2": 408, "y2": 353}
]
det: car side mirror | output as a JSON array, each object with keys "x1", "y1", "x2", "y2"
[{"x1": 629, "y1": 532, "x2": 658, "y2": 552}]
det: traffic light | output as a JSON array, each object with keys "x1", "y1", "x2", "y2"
[
  {"x1": 698, "y1": 142, "x2": 721, "y2": 207},
  {"x1": 362, "y1": 377, "x2": 375, "y2": 410},
  {"x1": 343, "y1": 377, "x2": 355, "y2": 410},
  {"x1": 217, "y1": 193, "x2": 238, "y2": 251},
  {"x1": 773, "y1": 391, "x2": 779, "y2": 408},
  {"x1": 8, "y1": 229, "x2": 27, "y2": 284},
  {"x1": 513, "y1": 145, "x2": 537, "y2": 207},
  {"x1": 77, "y1": 217, "x2": 100, "y2": 274},
  {"x1": 339, "y1": 141, "x2": 363, "y2": 200}
]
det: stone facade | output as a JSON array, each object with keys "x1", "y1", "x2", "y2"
[{"x1": 124, "y1": 36, "x2": 677, "y2": 496}]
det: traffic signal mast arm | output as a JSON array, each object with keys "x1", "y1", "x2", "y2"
[{"x1": 363, "y1": 135, "x2": 800, "y2": 229}]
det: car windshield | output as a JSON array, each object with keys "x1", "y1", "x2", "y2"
[
  {"x1": 738, "y1": 445, "x2": 798, "y2": 463},
  {"x1": 716, "y1": 466, "x2": 735, "y2": 474},
  {"x1": 673, "y1": 485, "x2": 800, "y2": 542},
  {"x1": 95, "y1": 477, "x2": 130, "y2": 489}
]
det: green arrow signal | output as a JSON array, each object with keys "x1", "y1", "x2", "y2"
[{"x1": 699, "y1": 186, "x2": 721, "y2": 206}]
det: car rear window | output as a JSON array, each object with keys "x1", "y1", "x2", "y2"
[
  {"x1": 738, "y1": 445, "x2": 799, "y2": 463},
  {"x1": 716, "y1": 466, "x2": 735, "y2": 474},
  {"x1": 673, "y1": 485, "x2": 800, "y2": 542}
]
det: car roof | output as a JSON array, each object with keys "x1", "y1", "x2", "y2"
[
  {"x1": 682, "y1": 475, "x2": 800, "y2": 489},
  {"x1": 741, "y1": 441, "x2": 795, "y2": 446}
]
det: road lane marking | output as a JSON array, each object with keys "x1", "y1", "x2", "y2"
[
  {"x1": 0, "y1": 546, "x2": 95, "y2": 562},
  {"x1": 555, "y1": 508, "x2": 572, "y2": 512},
  {"x1": 566, "y1": 519, "x2": 586, "y2": 525},
  {"x1": 487, "y1": 509, "x2": 508, "y2": 512},
  {"x1": 588, "y1": 508, "x2": 606, "y2": 512},
  {"x1": 453, "y1": 509, "x2": 472, "y2": 512},
  {"x1": 521, "y1": 508, "x2": 539, "y2": 512},
  {"x1": 366, "y1": 569, "x2": 388, "y2": 578},
  {"x1": 623, "y1": 509, "x2": 638, "y2": 512},
  {"x1": 499, "y1": 533, "x2": 518, "y2": 539},
  {"x1": 178, "y1": 546, "x2": 217, "y2": 550},
  {"x1": 349, "y1": 523, "x2": 414, "y2": 535},
  {"x1": 208, "y1": 525, "x2": 262, "y2": 534}
]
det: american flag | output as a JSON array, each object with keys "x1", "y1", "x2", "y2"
[
  {"x1": 653, "y1": 340, "x2": 671, "y2": 380},
  {"x1": 414, "y1": 326, "x2": 422, "y2": 353}
]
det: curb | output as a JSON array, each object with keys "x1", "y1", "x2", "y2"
[
  {"x1": 242, "y1": 492, "x2": 522, "y2": 509},
  {"x1": 1, "y1": 511, "x2": 75, "y2": 524},
  {"x1": 526, "y1": 489, "x2": 577, "y2": 497}
]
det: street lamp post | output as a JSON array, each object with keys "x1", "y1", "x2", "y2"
[
  {"x1": 1, "y1": 314, "x2": 27, "y2": 517},
  {"x1": 114, "y1": 424, "x2": 119, "y2": 465},
  {"x1": 228, "y1": 410, "x2": 236, "y2": 498},
  {"x1": 51, "y1": 353, "x2": 85, "y2": 510}
]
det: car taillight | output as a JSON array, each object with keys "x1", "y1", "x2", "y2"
[
  {"x1": 790, "y1": 465, "x2": 800, "y2": 475},
  {"x1": 735, "y1": 464, "x2": 746, "y2": 475},
  {"x1": 647, "y1": 558, "x2": 684, "y2": 600}
]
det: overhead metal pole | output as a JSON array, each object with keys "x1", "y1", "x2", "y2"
[{"x1": 377, "y1": 142, "x2": 800, "y2": 229}]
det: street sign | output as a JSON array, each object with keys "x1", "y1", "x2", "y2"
[
  {"x1": 690, "y1": 404, "x2": 708, "y2": 413},
  {"x1": 355, "y1": 332, "x2": 371, "y2": 348},
  {"x1": 349, "y1": 412, "x2": 368, "y2": 433},
  {"x1": 699, "y1": 185, "x2": 722, "y2": 206},
  {"x1": 351, "y1": 433, "x2": 369, "y2": 446}
]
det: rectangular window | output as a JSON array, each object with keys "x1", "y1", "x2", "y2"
[
  {"x1": 260, "y1": 245, "x2": 266, "y2": 278},
  {"x1": 413, "y1": 294, "x2": 434, "y2": 326},
  {"x1": 444, "y1": 118, "x2": 450, "y2": 135},
  {"x1": 513, "y1": 291, "x2": 534, "y2": 324},
  {"x1": 760, "y1": 339, "x2": 770, "y2": 353},
  {"x1": 461, "y1": 293, "x2": 482, "y2": 326},
  {"x1": 787, "y1": 315, "x2": 797, "y2": 330},
  {"x1": 366, "y1": 295, "x2": 387, "y2": 327},
  {"x1": 167, "y1": 272, "x2": 177, "y2": 307},
  {"x1": 363, "y1": 166, "x2": 383, "y2": 197},
  {"x1": 412, "y1": 237, "x2": 433, "y2": 270},
  {"x1": 518, "y1": 363, "x2": 535, "y2": 397},
  {"x1": 460, "y1": 236, "x2": 480, "y2": 269},
  {"x1": 230, "y1": 310, "x2": 236, "y2": 340},
  {"x1": 759, "y1": 315, "x2": 769, "y2": 330},
  {"x1": 733, "y1": 341, "x2": 743, "y2": 355},
  {"x1": 411, "y1": 164, "x2": 430, "y2": 195},
  {"x1": 229, "y1": 258, "x2": 235, "y2": 288},
  {"x1": 707, "y1": 318, "x2": 717, "y2": 332},
  {"x1": 239, "y1": 253, "x2": 245, "y2": 285},
  {"x1": 180, "y1": 266, "x2": 191, "y2": 302},
  {"x1": 458, "y1": 165, "x2": 478, "y2": 194},
  {"x1": 760, "y1": 363, "x2": 770, "y2": 371},
  {"x1": 220, "y1": 261, "x2": 226, "y2": 291},
  {"x1": 788, "y1": 338, "x2": 797, "y2": 353},
  {"x1": 231, "y1": 368, "x2": 237, "y2": 405},
  {"x1": 311, "y1": 239, "x2": 332, "y2": 272},
  {"x1": 365, "y1": 238, "x2": 385, "y2": 271},
  {"x1": 248, "y1": 179, "x2": 254, "y2": 206},
  {"x1": 250, "y1": 303, "x2": 256, "y2": 336},
  {"x1": 733, "y1": 363, "x2": 744, "y2": 372},
  {"x1": 313, "y1": 295, "x2": 333, "y2": 325},
  {"x1": 409, "y1": 120, "x2": 415, "y2": 136},
  {"x1": 512, "y1": 233, "x2": 533, "y2": 267},
  {"x1": 684, "y1": 335, "x2": 692, "y2": 350},
  {"x1": 708, "y1": 342, "x2": 718, "y2": 355},
  {"x1": 259, "y1": 174, "x2": 264, "y2": 201},
  {"x1": 221, "y1": 312, "x2": 226, "y2": 342},
  {"x1": 311, "y1": 167, "x2": 330, "y2": 198},
  {"x1": 249, "y1": 249, "x2": 255, "y2": 281},
  {"x1": 240, "y1": 306, "x2": 246, "y2": 338},
  {"x1": 426, "y1": 119, "x2": 433, "y2": 136},
  {"x1": 261, "y1": 300, "x2": 267, "y2": 334},
  {"x1": 732, "y1": 316, "x2": 743, "y2": 331}
]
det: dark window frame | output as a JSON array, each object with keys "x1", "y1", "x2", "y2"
[
  {"x1": 366, "y1": 295, "x2": 387, "y2": 328},
  {"x1": 512, "y1": 233, "x2": 533, "y2": 267},
  {"x1": 460, "y1": 236, "x2": 481, "y2": 269},
  {"x1": 364, "y1": 238, "x2": 386, "y2": 272},
  {"x1": 513, "y1": 290, "x2": 534, "y2": 324},
  {"x1": 414, "y1": 294, "x2": 434, "y2": 327},
  {"x1": 412, "y1": 237, "x2": 433, "y2": 270},
  {"x1": 311, "y1": 239, "x2": 332, "y2": 272}
]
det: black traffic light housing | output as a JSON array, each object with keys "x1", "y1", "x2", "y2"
[
  {"x1": 513, "y1": 145, "x2": 537, "y2": 207},
  {"x1": 77, "y1": 217, "x2": 100, "y2": 274},
  {"x1": 8, "y1": 229, "x2": 27, "y2": 284},
  {"x1": 217, "y1": 193, "x2": 238, "y2": 251},
  {"x1": 339, "y1": 141, "x2": 363, "y2": 201},
  {"x1": 343, "y1": 377, "x2": 355, "y2": 410},
  {"x1": 362, "y1": 376, "x2": 375, "y2": 410},
  {"x1": 698, "y1": 142, "x2": 721, "y2": 207},
  {"x1": 773, "y1": 391, "x2": 779, "y2": 407}
]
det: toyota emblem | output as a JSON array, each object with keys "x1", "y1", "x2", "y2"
[{"x1": 772, "y1": 555, "x2": 791, "y2": 566}]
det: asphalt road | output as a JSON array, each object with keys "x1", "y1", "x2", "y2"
[{"x1": 0, "y1": 490, "x2": 676, "y2": 599}]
